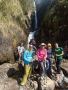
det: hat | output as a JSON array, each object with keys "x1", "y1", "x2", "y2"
[
  {"x1": 48, "y1": 43, "x2": 51, "y2": 47},
  {"x1": 40, "y1": 43, "x2": 45, "y2": 46}
]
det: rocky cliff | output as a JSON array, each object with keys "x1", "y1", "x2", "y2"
[
  {"x1": 0, "y1": 0, "x2": 34, "y2": 63},
  {"x1": 36, "y1": 0, "x2": 68, "y2": 44}
]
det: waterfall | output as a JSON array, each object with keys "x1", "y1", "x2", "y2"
[
  {"x1": 27, "y1": 31, "x2": 36, "y2": 45},
  {"x1": 28, "y1": 0, "x2": 37, "y2": 47}
]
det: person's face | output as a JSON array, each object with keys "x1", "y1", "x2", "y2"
[
  {"x1": 29, "y1": 46, "x2": 33, "y2": 50},
  {"x1": 48, "y1": 45, "x2": 51, "y2": 49},
  {"x1": 55, "y1": 43, "x2": 58, "y2": 48},
  {"x1": 41, "y1": 45, "x2": 45, "y2": 49}
]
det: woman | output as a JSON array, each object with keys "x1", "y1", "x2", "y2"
[
  {"x1": 20, "y1": 44, "x2": 34, "y2": 86},
  {"x1": 36, "y1": 43, "x2": 47, "y2": 76},
  {"x1": 17, "y1": 43, "x2": 25, "y2": 61},
  {"x1": 47, "y1": 43, "x2": 53, "y2": 78}
]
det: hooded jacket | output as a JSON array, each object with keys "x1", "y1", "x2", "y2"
[{"x1": 23, "y1": 50, "x2": 34, "y2": 64}]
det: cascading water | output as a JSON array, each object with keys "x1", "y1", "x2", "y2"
[
  {"x1": 27, "y1": 0, "x2": 55, "y2": 47},
  {"x1": 27, "y1": 0, "x2": 37, "y2": 47}
]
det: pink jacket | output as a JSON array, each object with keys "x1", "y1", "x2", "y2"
[{"x1": 36, "y1": 48, "x2": 47, "y2": 61}]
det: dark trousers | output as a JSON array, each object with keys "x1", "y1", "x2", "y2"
[
  {"x1": 56, "y1": 60, "x2": 62, "y2": 74},
  {"x1": 39, "y1": 61, "x2": 46, "y2": 76},
  {"x1": 47, "y1": 59, "x2": 52, "y2": 77}
]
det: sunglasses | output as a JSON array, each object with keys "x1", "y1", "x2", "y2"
[{"x1": 48, "y1": 46, "x2": 51, "y2": 47}]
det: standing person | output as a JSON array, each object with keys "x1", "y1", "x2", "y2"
[
  {"x1": 20, "y1": 44, "x2": 34, "y2": 86},
  {"x1": 55, "y1": 43, "x2": 64, "y2": 83},
  {"x1": 36, "y1": 43, "x2": 47, "y2": 76},
  {"x1": 17, "y1": 43, "x2": 25, "y2": 61},
  {"x1": 47, "y1": 43, "x2": 53, "y2": 78},
  {"x1": 55, "y1": 43, "x2": 64, "y2": 74}
]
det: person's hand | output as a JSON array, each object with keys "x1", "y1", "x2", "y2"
[
  {"x1": 52, "y1": 55, "x2": 54, "y2": 59},
  {"x1": 44, "y1": 57, "x2": 47, "y2": 61},
  {"x1": 35, "y1": 55, "x2": 38, "y2": 60},
  {"x1": 56, "y1": 54, "x2": 60, "y2": 56},
  {"x1": 22, "y1": 61, "x2": 24, "y2": 66}
]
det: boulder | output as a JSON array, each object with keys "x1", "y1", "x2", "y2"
[
  {"x1": 0, "y1": 78, "x2": 19, "y2": 90},
  {"x1": 29, "y1": 80, "x2": 38, "y2": 90},
  {"x1": 40, "y1": 76, "x2": 55, "y2": 90},
  {"x1": 61, "y1": 61, "x2": 68, "y2": 76},
  {"x1": 0, "y1": 63, "x2": 19, "y2": 90},
  {"x1": 0, "y1": 23, "x2": 27, "y2": 63}
]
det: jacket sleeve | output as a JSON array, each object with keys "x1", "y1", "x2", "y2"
[
  {"x1": 45, "y1": 50, "x2": 47, "y2": 59},
  {"x1": 36, "y1": 50, "x2": 41, "y2": 59}
]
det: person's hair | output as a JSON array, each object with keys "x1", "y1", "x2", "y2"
[{"x1": 48, "y1": 43, "x2": 52, "y2": 47}]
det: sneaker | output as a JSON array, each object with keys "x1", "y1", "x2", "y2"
[{"x1": 20, "y1": 82, "x2": 26, "y2": 86}]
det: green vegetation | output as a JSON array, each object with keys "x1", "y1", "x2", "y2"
[
  {"x1": 0, "y1": 0, "x2": 34, "y2": 47},
  {"x1": 41, "y1": 0, "x2": 68, "y2": 43}
]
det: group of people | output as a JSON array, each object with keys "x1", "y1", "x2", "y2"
[{"x1": 16, "y1": 39, "x2": 64, "y2": 86}]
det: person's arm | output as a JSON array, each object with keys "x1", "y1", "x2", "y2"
[
  {"x1": 56, "y1": 53, "x2": 64, "y2": 56},
  {"x1": 61, "y1": 51, "x2": 64, "y2": 56},
  {"x1": 56, "y1": 48, "x2": 64, "y2": 56},
  {"x1": 44, "y1": 49, "x2": 47, "y2": 60},
  {"x1": 51, "y1": 49, "x2": 54, "y2": 58},
  {"x1": 36, "y1": 50, "x2": 39, "y2": 60},
  {"x1": 23, "y1": 47, "x2": 25, "y2": 51},
  {"x1": 54, "y1": 49, "x2": 57, "y2": 62}
]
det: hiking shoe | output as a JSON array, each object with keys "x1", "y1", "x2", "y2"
[{"x1": 20, "y1": 82, "x2": 26, "y2": 86}]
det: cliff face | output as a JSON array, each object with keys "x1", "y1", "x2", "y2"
[
  {"x1": 0, "y1": 0, "x2": 34, "y2": 63},
  {"x1": 36, "y1": 0, "x2": 68, "y2": 44}
]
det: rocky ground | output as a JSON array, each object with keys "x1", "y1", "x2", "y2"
[
  {"x1": 0, "y1": 63, "x2": 19, "y2": 90},
  {"x1": 0, "y1": 62, "x2": 55, "y2": 90},
  {"x1": 61, "y1": 60, "x2": 68, "y2": 76},
  {"x1": 0, "y1": 60, "x2": 68, "y2": 90}
]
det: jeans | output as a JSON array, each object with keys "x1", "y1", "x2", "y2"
[
  {"x1": 47, "y1": 59, "x2": 52, "y2": 77},
  {"x1": 39, "y1": 61, "x2": 46, "y2": 76}
]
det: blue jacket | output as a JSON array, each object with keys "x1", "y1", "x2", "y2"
[{"x1": 23, "y1": 50, "x2": 34, "y2": 64}]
